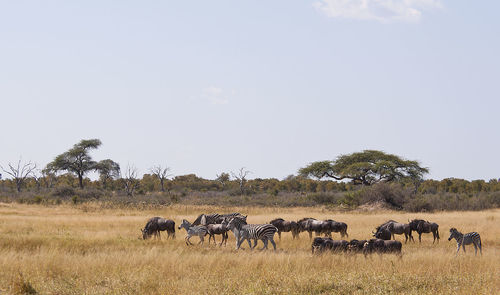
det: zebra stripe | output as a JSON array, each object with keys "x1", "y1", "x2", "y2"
[
  {"x1": 192, "y1": 212, "x2": 246, "y2": 225},
  {"x1": 225, "y1": 217, "x2": 277, "y2": 250},
  {"x1": 179, "y1": 219, "x2": 208, "y2": 246},
  {"x1": 192, "y1": 213, "x2": 221, "y2": 226},
  {"x1": 448, "y1": 228, "x2": 482, "y2": 256}
]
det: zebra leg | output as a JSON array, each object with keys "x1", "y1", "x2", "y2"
[
  {"x1": 270, "y1": 238, "x2": 276, "y2": 251},
  {"x1": 479, "y1": 239, "x2": 482, "y2": 255},
  {"x1": 247, "y1": 238, "x2": 252, "y2": 250},
  {"x1": 473, "y1": 243, "x2": 478, "y2": 255},
  {"x1": 278, "y1": 231, "x2": 281, "y2": 240},
  {"x1": 186, "y1": 235, "x2": 192, "y2": 246},
  {"x1": 250, "y1": 239, "x2": 256, "y2": 249},
  {"x1": 198, "y1": 235, "x2": 204, "y2": 245},
  {"x1": 260, "y1": 239, "x2": 268, "y2": 250}
]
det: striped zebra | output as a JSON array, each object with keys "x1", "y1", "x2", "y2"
[
  {"x1": 223, "y1": 217, "x2": 278, "y2": 250},
  {"x1": 448, "y1": 228, "x2": 482, "y2": 256},
  {"x1": 178, "y1": 219, "x2": 208, "y2": 246},
  {"x1": 192, "y1": 212, "x2": 247, "y2": 226},
  {"x1": 192, "y1": 213, "x2": 221, "y2": 226}
]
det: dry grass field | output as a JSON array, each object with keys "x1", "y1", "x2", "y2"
[{"x1": 0, "y1": 203, "x2": 498, "y2": 294}]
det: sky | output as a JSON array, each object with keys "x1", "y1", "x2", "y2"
[{"x1": 1, "y1": 0, "x2": 499, "y2": 181}]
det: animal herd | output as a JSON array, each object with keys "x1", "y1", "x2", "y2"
[{"x1": 140, "y1": 213, "x2": 483, "y2": 256}]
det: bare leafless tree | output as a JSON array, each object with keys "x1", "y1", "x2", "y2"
[
  {"x1": 231, "y1": 167, "x2": 251, "y2": 195},
  {"x1": 122, "y1": 165, "x2": 140, "y2": 196},
  {"x1": 31, "y1": 168, "x2": 43, "y2": 191},
  {"x1": 1, "y1": 158, "x2": 37, "y2": 192},
  {"x1": 150, "y1": 164, "x2": 172, "y2": 192}
]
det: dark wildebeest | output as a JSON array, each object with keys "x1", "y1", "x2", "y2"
[
  {"x1": 373, "y1": 221, "x2": 394, "y2": 240},
  {"x1": 347, "y1": 239, "x2": 367, "y2": 253},
  {"x1": 269, "y1": 218, "x2": 300, "y2": 240},
  {"x1": 298, "y1": 218, "x2": 324, "y2": 240},
  {"x1": 311, "y1": 237, "x2": 348, "y2": 254},
  {"x1": 409, "y1": 219, "x2": 440, "y2": 243},
  {"x1": 141, "y1": 217, "x2": 175, "y2": 240},
  {"x1": 387, "y1": 221, "x2": 413, "y2": 243},
  {"x1": 363, "y1": 239, "x2": 402, "y2": 257},
  {"x1": 206, "y1": 223, "x2": 229, "y2": 246},
  {"x1": 322, "y1": 219, "x2": 349, "y2": 238}
]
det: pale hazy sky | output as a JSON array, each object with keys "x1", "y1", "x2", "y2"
[{"x1": 1, "y1": 1, "x2": 499, "y2": 181}]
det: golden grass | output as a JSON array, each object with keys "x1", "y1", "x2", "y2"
[{"x1": 0, "y1": 203, "x2": 499, "y2": 294}]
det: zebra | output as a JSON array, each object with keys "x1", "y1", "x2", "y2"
[
  {"x1": 178, "y1": 219, "x2": 208, "y2": 246},
  {"x1": 192, "y1": 212, "x2": 247, "y2": 226},
  {"x1": 222, "y1": 217, "x2": 278, "y2": 251},
  {"x1": 192, "y1": 213, "x2": 221, "y2": 226},
  {"x1": 448, "y1": 228, "x2": 482, "y2": 256}
]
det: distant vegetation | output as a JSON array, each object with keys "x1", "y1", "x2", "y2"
[{"x1": 1, "y1": 139, "x2": 499, "y2": 211}]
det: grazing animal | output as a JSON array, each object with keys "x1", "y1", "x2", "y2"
[
  {"x1": 223, "y1": 217, "x2": 278, "y2": 250},
  {"x1": 141, "y1": 217, "x2": 175, "y2": 240},
  {"x1": 448, "y1": 228, "x2": 482, "y2": 256},
  {"x1": 363, "y1": 239, "x2": 402, "y2": 257},
  {"x1": 192, "y1": 213, "x2": 221, "y2": 225},
  {"x1": 322, "y1": 219, "x2": 349, "y2": 238},
  {"x1": 269, "y1": 218, "x2": 300, "y2": 240},
  {"x1": 311, "y1": 237, "x2": 348, "y2": 254},
  {"x1": 372, "y1": 220, "x2": 395, "y2": 240},
  {"x1": 347, "y1": 239, "x2": 367, "y2": 253},
  {"x1": 409, "y1": 219, "x2": 440, "y2": 243},
  {"x1": 297, "y1": 218, "x2": 324, "y2": 240},
  {"x1": 206, "y1": 223, "x2": 229, "y2": 246},
  {"x1": 192, "y1": 212, "x2": 247, "y2": 226},
  {"x1": 178, "y1": 219, "x2": 208, "y2": 246},
  {"x1": 387, "y1": 221, "x2": 413, "y2": 243}
]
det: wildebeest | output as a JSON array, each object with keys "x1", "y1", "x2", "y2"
[
  {"x1": 322, "y1": 219, "x2": 349, "y2": 238},
  {"x1": 409, "y1": 219, "x2": 440, "y2": 243},
  {"x1": 141, "y1": 217, "x2": 175, "y2": 240},
  {"x1": 178, "y1": 219, "x2": 208, "y2": 246},
  {"x1": 386, "y1": 221, "x2": 413, "y2": 243},
  {"x1": 311, "y1": 237, "x2": 348, "y2": 254},
  {"x1": 298, "y1": 218, "x2": 324, "y2": 240},
  {"x1": 363, "y1": 239, "x2": 402, "y2": 257},
  {"x1": 269, "y1": 218, "x2": 300, "y2": 240},
  {"x1": 373, "y1": 221, "x2": 394, "y2": 240},
  {"x1": 206, "y1": 223, "x2": 229, "y2": 246},
  {"x1": 347, "y1": 239, "x2": 367, "y2": 253}
]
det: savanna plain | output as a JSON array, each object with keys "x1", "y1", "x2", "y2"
[{"x1": 0, "y1": 203, "x2": 498, "y2": 294}]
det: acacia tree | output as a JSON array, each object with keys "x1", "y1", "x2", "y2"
[
  {"x1": 46, "y1": 139, "x2": 102, "y2": 189},
  {"x1": 150, "y1": 164, "x2": 172, "y2": 192},
  {"x1": 299, "y1": 150, "x2": 428, "y2": 186},
  {"x1": 96, "y1": 159, "x2": 121, "y2": 189},
  {"x1": 215, "y1": 172, "x2": 230, "y2": 190},
  {"x1": 0, "y1": 158, "x2": 37, "y2": 192},
  {"x1": 231, "y1": 167, "x2": 251, "y2": 195}
]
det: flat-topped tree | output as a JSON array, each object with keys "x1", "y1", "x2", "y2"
[
  {"x1": 299, "y1": 150, "x2": 428, "y2": 186},
  {"x1": 47, "y1": 139, "x2": 102, "y2": 189}
]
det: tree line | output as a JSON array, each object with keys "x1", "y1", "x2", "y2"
[{"x1": 1, "y1": 139, "x2": 499, "y2": 210}]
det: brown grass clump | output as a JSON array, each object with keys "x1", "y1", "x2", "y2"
[{"x1": 0, "y1": 203, "x2": 499, "y2": 294}]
